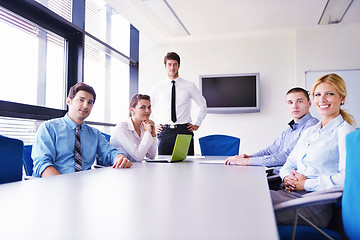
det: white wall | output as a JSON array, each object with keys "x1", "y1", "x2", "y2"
[
  {"x1": 295, "y1": 23, "x2": 360, "y2": 86},
  {"x1": 138, "y1": 23, "x2": 360, "y2": 155}
]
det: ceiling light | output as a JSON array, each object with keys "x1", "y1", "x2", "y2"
[
  {"x1": 141, "y1": 0, "x2": 190, "y2": 36},
  {"x1": 318, "y1": 0, "x2": 354, "y2": 24}
]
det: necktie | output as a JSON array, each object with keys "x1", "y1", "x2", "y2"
[
  {"x1": 74, "y1": 125, "x2": 82, "y2": 172},
  {"x1": 171, "y1": 80, "x2": 177, "y2": 123}
]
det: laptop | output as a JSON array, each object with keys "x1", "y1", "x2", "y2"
[{"x1": 146, "y1": 134, "x2": 192, "y2": 163}]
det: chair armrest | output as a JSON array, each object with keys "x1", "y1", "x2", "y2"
[
  {"x1": 267, "y1": 174, "x2": 281, "y2": 182},
  {"x1": 266, "y1": 167, "x2": 275, "y2": 174},
  {"x1": 274, "y1": 191, "x2": 343, "y2": 213}
]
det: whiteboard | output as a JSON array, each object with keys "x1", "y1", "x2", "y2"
[{"x1": 305, "y1": 69, "x2": 360, "y2": 128}]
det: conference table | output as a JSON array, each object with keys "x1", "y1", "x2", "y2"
[{"x1": 0, "y1": 157, "x2": 279, "y2": 240}]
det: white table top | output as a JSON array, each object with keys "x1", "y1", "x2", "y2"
[{"x1": 0, "y1": 159, "x2": 279, "y2": 240}]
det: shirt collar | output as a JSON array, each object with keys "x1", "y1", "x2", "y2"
[
  {"x1": 167, "y1": 76, "x2": 180, "y2": 83},
  {"x1": 64, "y1": 114, "x2": 85, "y2": 129},
  {"x1": 318, "y1": 114, "x2": 345, "y2": 134},
  {"x1": 288, "y1": 120, "x2": 295, "y2": 129},
  {"x1": 288, "y1": 112, "x2": 314, "y2": 129},
  {"x1": 126, "y1": 117, "x2": 144, "y2": 132},
  {"x1": 126, "y1": 117, "x2": 135, "y2": 131}
]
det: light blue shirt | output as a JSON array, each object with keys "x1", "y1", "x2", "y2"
[
  {"x1": 279, "y1": 114, "x2": 356, "y2": 191},
  {"x1": 250, "y1": 113, "x2": 318, "y2": 173},
  {"x1": 32, "y1": 114, "x2": 122, "y2": 177}
]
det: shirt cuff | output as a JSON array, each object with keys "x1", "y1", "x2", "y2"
[
  {"x1": 36, "y1": 162, "x2": 54, "y2": 177},
  {"x1": 143, "y1": 131, "x2": 155, "y2": 145},
  {"x1": 249, "y1": 157, "x2": 263, "y2": 166},
  {"x1": 304, "y1": 178, "x2": 317, "y2": 191}
]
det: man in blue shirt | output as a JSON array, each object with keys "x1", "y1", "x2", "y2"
[
  {"x1": 32, "y1": 82, "x2": 132, "y2": 177},
  {"x1": 225, "y1": 87, "x2": 318, "y2": 174}
]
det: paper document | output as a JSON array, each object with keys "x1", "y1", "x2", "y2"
[
  {"x1": 197, "y1": 160, "x2": 226, "y2": 164},
  {"x1": 186, "y1": 155, "x2": 205, "y2": 159}
]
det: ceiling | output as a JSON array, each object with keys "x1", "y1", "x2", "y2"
[{"x1": 107, "y1": 0, "x2": 360, "y2": 43}]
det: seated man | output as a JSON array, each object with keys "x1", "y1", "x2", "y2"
[
  {"x1": 225, "y1": 87, "x2": 318, "y2": 174},
  {"x1": 32, "y1": 82, "x2": 132, "y2": 177}
]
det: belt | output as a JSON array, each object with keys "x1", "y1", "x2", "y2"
[{"x1": 161, "y1": 123, "x2": 188, "y2": 129}]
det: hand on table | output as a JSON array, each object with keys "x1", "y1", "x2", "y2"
[
  {"x1": 112, "y1": 154, "x2": 132, "y2": 168},
  {"x1": 224, "y1": 155, "x2": 250, "y2": 165}
]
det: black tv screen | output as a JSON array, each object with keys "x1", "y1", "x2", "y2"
[{"x1": 200, "y1": 73, "x2": 260, "y2": 113}]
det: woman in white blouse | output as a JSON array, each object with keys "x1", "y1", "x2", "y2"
[
  {"x1": 110, "y1": 94, "x2": 157, "y2": 162},
  {"x1": 271, "y1": 73, "x2": 356, "y2": 228}
]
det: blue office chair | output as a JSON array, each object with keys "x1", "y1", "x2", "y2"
[
  {"x1": 94, "y1": 132, "x2": 112, "y2": 168},
  {"x1": 199, "y1": 134, "x2": 240, "y2": 156},
  {"x1": 0, "y1": 135, "x2": 24, "y2": 184},
  {"x1": 275, "y1": 190, "x2": 343, "y2": 240},
  {"x1": 23, "y1": 145, "x2": 34, "y2": 176},
  {"x1": 274, "y1": 129, "x2": 360, "y2": 240},
  {"x1": 343, "y1": 129, "x2": 360, "y2": 239},
  {"x1": 101, "y1": 132, "x2": 111, "y2": 142}
]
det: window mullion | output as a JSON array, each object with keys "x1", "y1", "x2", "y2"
[{"x1": 37, "y1": 29, "x2": 47, "y2": 106}]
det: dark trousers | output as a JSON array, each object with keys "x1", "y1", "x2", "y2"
[
  {"x1": 270, "y1": 189, "x2": 333, "y2": 228},
  {"x1": 157, "y1": 124, "x2": 194, "y2": 155}
]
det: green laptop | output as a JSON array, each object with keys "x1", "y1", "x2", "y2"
[{"x1": 146, "y1": 134, "x2": 192, "y2": 162}]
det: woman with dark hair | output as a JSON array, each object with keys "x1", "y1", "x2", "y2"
[{"x1": 110, "y1": 94, "x2": 157, "y2": 162}]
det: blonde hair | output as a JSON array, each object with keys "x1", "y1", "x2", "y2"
[{"x1": 310, "y1": 73, "x2": 355, "y2": 126}]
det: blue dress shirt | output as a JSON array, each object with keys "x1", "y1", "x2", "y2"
[
  {"x1": 250, "y1": 113, "x2": 318, "y2": 172},
  {"x1": 32, "y1": 114, "x2": 122, "y2": 177},
  {"x1": 279, "y1": 114, "x2": 355, "y2": 191}
]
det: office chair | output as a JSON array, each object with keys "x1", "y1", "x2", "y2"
[
  {"x1": 274, "y1": 129, "x2": 360, "y2": 240},
  {"x1": 23, "y1": 145, "x2": 34, "y2": 176},
  {"x1": 275, "y1": 189, "x2": 343, "y2": 240},
  {"x1": 101, "y1": 132, "x2": 111, "y2": 142},
  {"x1": 199, "y1": 134, "x2": 240, "y2": 156},
  {"x1": 0, "y1": 135, "x2": 24, "y2": 184},
  {"x1": 342, "y1": 129, "x2": 360, "y2": 239},
  {"x1": 94, "y1": 132, "x2": 112, "y2": 168}
]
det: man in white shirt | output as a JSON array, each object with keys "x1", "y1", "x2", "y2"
[{"x1": 149, "y1": 52, "x2": 207, "y2": 155}]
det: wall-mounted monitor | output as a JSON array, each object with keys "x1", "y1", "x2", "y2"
[{"x1": 200, "y1": 73, "x2": 260, "y2": 114}]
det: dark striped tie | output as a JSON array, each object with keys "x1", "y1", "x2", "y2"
[{"x1": 75, "y1": 125, "x2": 82, "y2": 171}]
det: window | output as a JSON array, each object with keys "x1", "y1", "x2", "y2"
[
  {"x1": 0, "y1": 0, "x2": 138, "y2": 142},
  {"x1": 84, "y1": 0, "x2": 132, "y2": 123},
  {"x1": 35, "y1": 0, "x2": 72, "y2": 22},
  {"x1": 0, "y1": 116, "x2": 40, "y2": 145},
  {"x1": 84, "y1": 36, "x2": 130, "y2": 123},
  {"x1": 85, "y1": 0, "x2": 130, "y2": 56},
  {"x1": 0, "y1": 6, "x2": 66, "y2": 110}
]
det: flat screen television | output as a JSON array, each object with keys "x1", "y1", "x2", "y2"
[{"x1": 199, "y1": 73, "x2": 260, "y2": 113}]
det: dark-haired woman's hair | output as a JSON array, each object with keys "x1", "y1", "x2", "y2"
[{"x1": 129, "y1": 94, "x2": 151, "y2": 117}]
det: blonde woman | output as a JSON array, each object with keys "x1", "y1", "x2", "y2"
[
  {"x1": 271, "y1": 73, "x2": 356, "y2": 228},
  {"x1": 110, "y1": 94, "x2": 157, "y2": 162}
]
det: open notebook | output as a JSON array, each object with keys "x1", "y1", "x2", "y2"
[{"x1": 146, "y1": 134, "x2": 192, "y2": 163}]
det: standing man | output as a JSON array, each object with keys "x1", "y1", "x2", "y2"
[
  {"x1": 225, "y1": 87, "x2": 318, "y2": 174},
  {"x1": 150, "y1": 52, "x2": 207, "y2": 155},
  {"x1": 32, "y1": 82, "x2": 132, "y2": 178}
]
